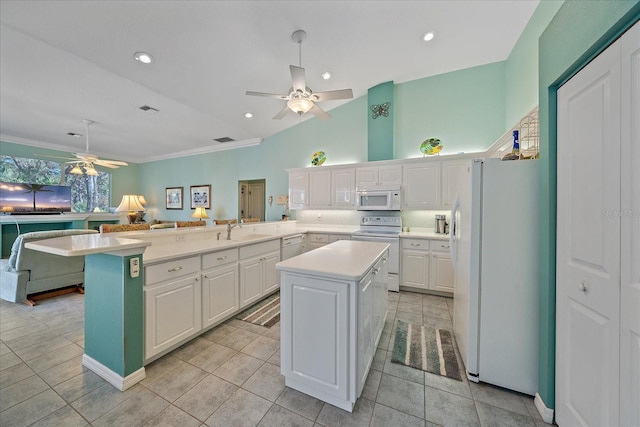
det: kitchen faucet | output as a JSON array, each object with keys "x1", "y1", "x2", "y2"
[{"x1": 226, "y1": 221, "x2": 242, "y2": 240}]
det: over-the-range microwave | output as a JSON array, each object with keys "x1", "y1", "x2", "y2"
[{"x1": 356, "y1": 186, "x2": 402, "y2": 211}]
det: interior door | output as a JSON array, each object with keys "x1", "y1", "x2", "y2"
[
  {"x1": 556, "y1": 35, "x2": 621, "y2": 427},
  {"x1": 248, "y1": 182, "x2": 265, "y2": 221},
  {"x1": 620, "y1": 21, "x2": 640, "y2": 427}
]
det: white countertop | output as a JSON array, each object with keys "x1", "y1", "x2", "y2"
[
  {"x1": 24, "y1": 233, "x2": 150, "y2": 257},
  {"x1": 276, "y1": 240, "x2": 389, "y2": 281},
  {"x1": 0, "y1": 213, "x2": 120, "y2": 224}
]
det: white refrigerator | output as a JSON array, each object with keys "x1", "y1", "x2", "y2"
[{"x1": 450, "y1": 158, "x2": 539, "y2": 396}]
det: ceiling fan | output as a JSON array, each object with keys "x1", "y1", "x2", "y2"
[
  {"x1": 246, "y1": 30, "x2": 353, "y2": 120},
  {"x1": 39, "y1": 119, "x2": 128, "y2": 174}
]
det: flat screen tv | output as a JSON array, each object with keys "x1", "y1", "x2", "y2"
[{"x1": 0, "y1": 182, "x2": 72, "y2": 214}]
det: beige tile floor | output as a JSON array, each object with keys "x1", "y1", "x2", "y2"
[{"x1": 0, "y1": 290, "x2": 550, "y2": 426}]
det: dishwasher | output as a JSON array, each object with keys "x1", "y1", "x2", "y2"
[{"x1": 281, "y1": 234, "x2": 304, "y2": 260}]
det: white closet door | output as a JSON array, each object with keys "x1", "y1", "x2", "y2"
[
  {"x1": 620, "y1": 21, "x2": 640, "y2": 427},
  {"x1": 556, "y1": 33, "x2": 621, "y2": 427}
]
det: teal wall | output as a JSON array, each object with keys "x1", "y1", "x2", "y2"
[
  {"x1": 504, "y1": 0, "x2": 564, "y2": 128},
  {"x1": 139, "y1": 96, "x2": 368, "y2": 222},
  {"x1": 0, "y1": 140, "x2": 140, "y2": 207},
  {"x1": 395, "y1": 61, "x2": 506, "y2": 158},
  {"x1": 537, "y1": 0, "x2": 640, "y2": 410},
  {"x1": 367, "y1": 81, "x2": 395, "y2": 161}
]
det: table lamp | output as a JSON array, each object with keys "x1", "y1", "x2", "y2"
[
  {"x1": 191, "y1": 207, "x2": 209, "y2": 224},
  {"x1": 116, "y1": 195, "x2": 145, "y2": 224}
]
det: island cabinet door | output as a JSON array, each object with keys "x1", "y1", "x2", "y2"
[
  {"x1": 202, "y1": 264, "x2": 239, "y2": 328},
  {"x1": 281, "y1": 273, "x2": 351, "y2": 402},
  {"x1": 144, "y1": 275, "x2": 202, "y2": 360},
  {"x1": 357, "y1": 270, "x2": 375, "y2": 396}
]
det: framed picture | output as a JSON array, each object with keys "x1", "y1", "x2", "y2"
[
  {"x1": 165, "y1": 187, "x2": 183, "y2": 210},
  {"x1": 190, "y1": 184, "x2": 211, "y2": 209}
]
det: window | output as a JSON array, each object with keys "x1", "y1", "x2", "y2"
[{"x1": 0, "y1": 155, "x2": 111, "y2": 212}]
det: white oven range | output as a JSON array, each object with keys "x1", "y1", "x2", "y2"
[{"x1": 351, "y1": 213, "x2": 402, "y2": 292}]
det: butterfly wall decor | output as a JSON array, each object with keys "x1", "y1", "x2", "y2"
[{"x1": 370, "y1": 102, "x2": 390, "y2": 119}]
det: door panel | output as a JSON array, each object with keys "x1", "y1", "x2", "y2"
[
  {"x1": 556, "y1": 34, "x2": 621, "y2": 427},
  {"x1": 620, "y1": 21, "x2": 640, "y2": 427}
]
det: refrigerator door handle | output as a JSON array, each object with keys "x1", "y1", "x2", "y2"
[{"x1": 449, "y1": 192, "x2": 460, "y2": 268}]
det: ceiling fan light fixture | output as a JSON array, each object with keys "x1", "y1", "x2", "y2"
[
  {"x1": 85, "y1": 165, "x2": 99, "y2": 176},
  {"x1": 70, "y1": 165, "x2": 83, "y2": 175},
  {"x1": 134, "y1": 51, "x2": 153, "y2": 64},
  {"x1": 287, "y1": 98, "x2": 313, "y2": 114}
]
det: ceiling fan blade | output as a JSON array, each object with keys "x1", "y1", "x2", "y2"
[
  {"x1": 310, "y1": 104, "x2": 331, "y2": 120},
  {"x1": 94, "y1": 161, "x2": 119, "y2": 169},
  {"x1": 98, "y1": 159, "x2": 128, "y2": 166},
  {"x1": 312, "y1": 88, "x2": 354, "y2": 102},
  {"x1": 246, "y1": 91, "x2": 289, "y2": 100},
  {"x1": 273, "y1": 105, "x2": 291, "y2": 120},
  {"x1": 290, "y1": 65, "x2": 306, "y2": 93}
]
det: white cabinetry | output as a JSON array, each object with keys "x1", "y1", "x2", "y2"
[
  {"x1": 403, "y1": 162, "x2": 441, "y2": 209},
  {"x1": 331, "y1": 168, "x2": 356, "y2": 208},
  {"x1": 441, "y1": 159, "x2": 468, "y2": 209},
  {"x1": 289, "y1": 171, "x2": 308, "y2": 209},
  {"x1": 356, "y1": 165, "x2": 402, "y2": 189},
  {"x1": 429, "y1": 241, "x2": 453, "y2": 293},
  {"x1": 202, "y1": 248, "x2": 239, "y2": 328},
  {"x1": 401, "y1": 239, "x2": 429, "y2": 290},
  {"x1": 308, "y1": 169, "x2": 332, "y2": 208},
  {"x1": 401, "y1": 238, "x2": 452, "y2": 294},
  {"x1": 239, "y1": 240, "x2": 280, "y2": 307},
  {"x1": 279, "y1": 242, "x2": 388, "y2": 412},
  {"x1": 305, "y1": 233, "x2": 351, "y2": 252},
  {"x1": 144, "y1": 256, "x2": 202, "y2": 360}
]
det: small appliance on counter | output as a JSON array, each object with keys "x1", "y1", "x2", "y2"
[{"x1": 435, "y1": 214, "x2": 448, "y2": 234}]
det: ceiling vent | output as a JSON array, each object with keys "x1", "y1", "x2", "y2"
[
  {"x1": 213, "y1": 137, "x2": 235, "y2": 143},
  {"x1": 139, "y1": 105, "x2": 159, "y2": 113}
]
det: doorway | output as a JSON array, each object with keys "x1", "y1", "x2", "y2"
[{"x1": 238, "y1": 179, "x2": 265, "y2": 222}]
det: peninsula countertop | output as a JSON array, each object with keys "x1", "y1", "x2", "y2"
[
  {"x1": 276, "y1": 240, "x2": 389, "y2": 281},
  {"x1": 24, "y1": 233, "x2": 151, "y2": 256}
]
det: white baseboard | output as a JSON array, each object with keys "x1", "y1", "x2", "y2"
[
  {"x1": 82, "y1": 354, "x2": 146, "y2": 391},
  {"x1": 535, "y1": 392, "x2": 555, "y2": 424}
]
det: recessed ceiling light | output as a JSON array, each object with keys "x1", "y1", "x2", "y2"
[
  {"x1": 244, "y1": 112, "x2": 253, "y2": 118},
  {"x1": 321, "y1": 71, "x2": 332, "y2": 80},
  {"x1": 134, "y1": 51, "x2": 153, "y2": 64},
  {"x1": 422, "y1": 32, "x2": 435, "y2": 42}
]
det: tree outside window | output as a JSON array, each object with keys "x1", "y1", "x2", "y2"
[{"x1": 0, "y1": 155, "x2": 111, "y2": 212}]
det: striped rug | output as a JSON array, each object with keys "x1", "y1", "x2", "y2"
[
  {"x1": 391, "y1": 320, "x2": 462, "y2": 381},
  {"x1": 235, "y1": 292, "x2": 280, "y2": 328}
]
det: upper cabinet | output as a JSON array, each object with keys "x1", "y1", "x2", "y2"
[
  {"x1": 289, "y1": 171, "x2": 309, "y2": 209},
  {"x1": 331, "y1": 168, "x2": 356, "y2": 208},
  {"x1": 403, "y1": 162, "x2": 441, "y2": 209},
  {"x1": 356, "y1": 165, "x2": 402, "y2": 189},
  {"x1": 441, "y1": 159, "x2": 469, "y2": 209},
  {"x1": 308, "y1": 169, "x2": 332, "y2": 208}
]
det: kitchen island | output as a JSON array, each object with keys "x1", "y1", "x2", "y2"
[{"x1": 277, "y1": 240, "x2": 389, "y2": 412}]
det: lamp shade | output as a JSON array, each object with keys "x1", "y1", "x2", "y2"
[
  {"x1": 191, "y1": 207, "x2": 209, "y2": 220},
  {"x1": 116, "y1": 195, "x2": 145, "y2": 212},
  {"x1": 287, "y1": 98, "x2": 313, "y2": 113},
  {"x1": 136, "y1": 195, "x2": 148, "y2": 205}
]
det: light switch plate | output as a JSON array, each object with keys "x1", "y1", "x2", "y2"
[{"x1": 130, "y1": 257, "x2": 140, "y2": 278}]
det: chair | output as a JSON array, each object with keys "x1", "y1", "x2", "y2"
[
  {"x1": 100, "y1": 223, "x2": 151, "y2": 233},
  {"x1": 175, "y1": 221, "x2": 206, "y2": 228}
]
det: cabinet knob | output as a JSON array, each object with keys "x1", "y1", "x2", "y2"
[
  {"x1": 167, "y1": 266, "x2": 183, "y2": 272},
  {"x1": 195, "y1": 277, "x2": 199, "y2": 282},
  {"x1": 578, "y1": 281, "x2": 588, "y2": 293}
]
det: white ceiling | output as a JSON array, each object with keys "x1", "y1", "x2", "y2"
[{"x1": 0, "y1": 0, "x2": 539, "y2": 164}]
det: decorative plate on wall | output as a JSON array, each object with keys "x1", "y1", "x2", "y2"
[
  {"x1": 311, "y1": 151, "x2": 326, "y2": 166},
  {"x1": 420, "y1": 138, "x2": 443, "y2": 155}
]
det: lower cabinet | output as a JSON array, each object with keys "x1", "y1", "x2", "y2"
[
  {"x1": 239, "y1": 240, "x2": 280, "y2": 308},
  {"x1": 401, "y1": 238, "x2": 453, "y2": 294},
  {"x1": 144, "y1": 273, "x2": 202, "y2": 360},
  {"x1": 202, "y1": 264, "x2": 239, "y2": 328},
  {"x1": 305, "y1": 233, "x2": 351, "y2": 252}
]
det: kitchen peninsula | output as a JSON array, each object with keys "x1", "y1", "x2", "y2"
[{"x1": 277, "y1": 240, "x2": 389, "y2": 412}]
